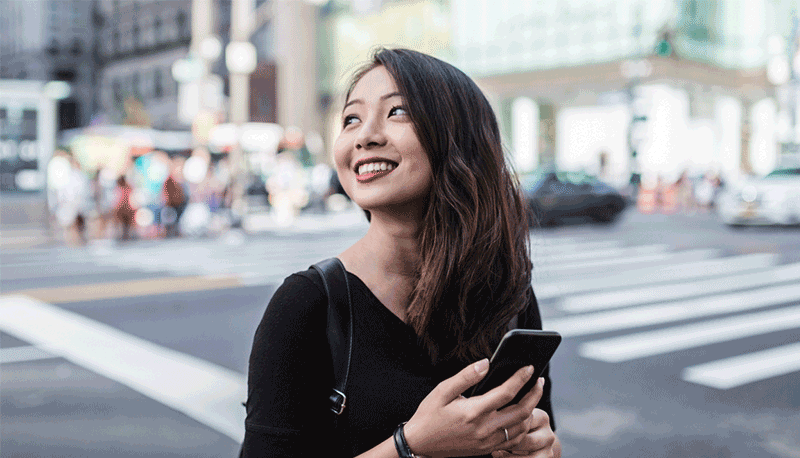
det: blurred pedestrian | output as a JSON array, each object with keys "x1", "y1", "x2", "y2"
[
  {"x1": 114, "y1": 175, "x2": 136, "y2": 241},
  {"x1": 266, "y1": 151, "x2": 306, "y2": 225},
  {"x1": 241, "y1": 48, "x2": 560, "y2": 458},
  {"x1": 54, "y1": 156, "x2": 92, "y2": 246},
  {"x1": 654, "y1": 174, "x2": 665, "y2": 211},
  {"x1": 91, "y1": 168, "x2": 117, "y2": 239},
  {"x1": 161, "y1": 157, "x2": 187, "y2": 238},
  {"x1": 694, "y1": 171, "x2": 716, "y2": 212},
  {"x1": 675, "y1": 169, "x2": 695, "y2": 214}
]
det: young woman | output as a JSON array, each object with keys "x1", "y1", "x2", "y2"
[{"x1": 242, "y1": 48, "x2": 561, "y2": 458}]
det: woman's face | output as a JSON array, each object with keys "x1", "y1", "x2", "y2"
[{"x1": 333, "y1": 66, "x2": 432, "y2": 217}]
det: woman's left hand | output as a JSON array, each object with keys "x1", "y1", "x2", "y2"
[{"x1": 490, "y1": 408, "x2": 561, "y2": 458}]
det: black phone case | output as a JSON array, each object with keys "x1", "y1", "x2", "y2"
[{"x1": 468, "y1": 330, "x2": 562, "y2": 405}]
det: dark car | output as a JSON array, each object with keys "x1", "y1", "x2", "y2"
[{"x1": 520, "y1": 170, "x2": 627, "y2": 227}]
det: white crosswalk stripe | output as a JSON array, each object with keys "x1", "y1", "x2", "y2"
[
  {"x1": 680, "y1": 342, "x2": 800, "y2": 390},
  {"x1": 560, "y1": 261, "x2": 800, "y2": 313},
  {"x1": 534, "y1": 252, "x2": 777, "y2": 299},
  {"x1": 534, "y1": 235, "x2": 800, "y2": 390}
]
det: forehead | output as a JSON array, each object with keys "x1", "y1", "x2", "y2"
[{"x1": 348, "y1": 66, "x2": 399, "y2": 100}]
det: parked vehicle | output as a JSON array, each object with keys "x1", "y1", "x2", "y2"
[
  {"x1": 716, "y1": 167, "x2": 800, "y2": 227},
  {"x1": 520, "y1": 170, "x2": 627, "y2": 227}
]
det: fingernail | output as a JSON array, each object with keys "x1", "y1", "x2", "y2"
[
  {"x1": 538, "y1": 377, "x2": 545, "y2": 387},
  {"x1": 475, "y1": 358, "x2": 489, "y2": 374},
  {"x1": 525, "y1": 365, "x2": 534, "y2": 377}
]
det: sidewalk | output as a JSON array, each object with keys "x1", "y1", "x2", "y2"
[{"x1": 1, "y1": 192, "x2": 55, "y2": 250}]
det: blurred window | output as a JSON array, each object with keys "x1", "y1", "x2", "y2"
[
  {"x1": 140, "y1": 16, "x2": 154, "y2": 48},
  {"x1": 58, "y1": 100, "x2": 79, "y2": 131},
  {"x1": 47, "y1": 38, "x2": 59, "y2": 56},
  {"x1": 120, "y1": 22, "x2": 133, "y2": 52},
  {"x1": 154, "y1": 69, "x2": 164, "y2": 99},
  {"x1": 70, "y1": 38, "x2": 82, "y2": 56},
  {"x1": 53, "y1": 69, "x2": 76, "y2": 82},
  {"x1": 132, "y1": 73, "x2": 141, "y2": 100},
  {"x1": 113, "y1": 30, "x2": 120, "y2": 54},
  {"x1": 113, "y1": 79, "x2": 122, "y2": 105},
  {"x1": 141, "y1": 69, "x2": 153, "y2": 99},
  {"x1": 22, "y1": 110, "x2": 37, "y2": 138},
  {"x1": 154, "y1": 15, "x2": 162, "y2": 44},
  {"x1": 132, "y1": 23, "x2": 140, "y2": 49},
  {"x1": 176, "y1": 10, "x2": 188, "y2": 41}
]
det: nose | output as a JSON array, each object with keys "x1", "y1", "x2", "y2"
[{"x1": 354, "y1": 115, "x2": 387, "y2": 150}]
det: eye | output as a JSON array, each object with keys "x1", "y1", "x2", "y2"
[
  {"x1": 342, "y1": 114, "x2": 359, "y2": 128},
  {"x1": 389, "y1": 106, "x2": 408, "y2": 117}
]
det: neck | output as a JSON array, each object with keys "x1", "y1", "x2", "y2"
[{"x1": 358, "y1": 206, "x2": 425, "y2": 278}]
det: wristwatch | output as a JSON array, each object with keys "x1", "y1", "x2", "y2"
[{"x1": 393, "y1": 422, "x2": 421, "y2": 458}]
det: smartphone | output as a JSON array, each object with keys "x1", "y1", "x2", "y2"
[{"x1": 468, "y1": 329, "x2": 562, "y2": 406}]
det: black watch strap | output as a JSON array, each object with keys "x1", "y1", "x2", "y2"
[{"x1": 393, "y1": 422, "x2": 418, "y2": 458}]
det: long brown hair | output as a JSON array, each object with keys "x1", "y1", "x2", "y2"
[{"x1": 345, "y1": 48, "x2": 533, "y2": 364}]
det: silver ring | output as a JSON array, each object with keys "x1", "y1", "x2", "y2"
[{"x1": 503, "y1": 427, "x2": 509, "y2": 442}]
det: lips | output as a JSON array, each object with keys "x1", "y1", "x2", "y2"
[
  {"x1": 356, "y1": 166, "x2": 395, "y2": 183},
  {"x1": 353, "y1": 157, "x2": 399, "y2": 183}
]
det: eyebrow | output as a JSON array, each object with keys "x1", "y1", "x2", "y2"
[{"x1": 343, "y1": 92, "x2": 403, "y2": 111}]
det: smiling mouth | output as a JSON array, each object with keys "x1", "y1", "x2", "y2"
[{"x1": 355, "y1": 160, "x2": 398, "y2": 183}]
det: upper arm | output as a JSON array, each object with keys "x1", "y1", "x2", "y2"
[{"x1": 242, "y1": 274, "x2": 335, "y2": 453}]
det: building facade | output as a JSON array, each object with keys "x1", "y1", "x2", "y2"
[
  {"x1": 94, "y1": 0, "x2": 193, "y2": 130},
  {"x1": 1, "y1": 0, "x2": 98, "y2": 130},
  {"x1": 452, "y1": 0, "x2": 798, "y2": 184}
]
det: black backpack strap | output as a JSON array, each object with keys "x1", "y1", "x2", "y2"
[{"x1": 311, "y1": 257, "x2": 354, "y2": 416}]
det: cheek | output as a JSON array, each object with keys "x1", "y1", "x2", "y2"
[{"x1": 332, "y1": 137, "x2": 351, "y2": 174}]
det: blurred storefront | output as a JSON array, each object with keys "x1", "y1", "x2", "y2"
[
  {"x1": 0, "y1": 80, "x2": 63, "y2": 192},
  {"x1": 452, "y1": 0, "x2": 798, "y2": 186},
  {"x1": 59, "y1": 125, "x2": 194, "y2": 173}
]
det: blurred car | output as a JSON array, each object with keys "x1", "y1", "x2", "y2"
[
  {"x1": 716, "y1": 167, "x2": 800, "y2": 227},
  {"x1": 520, "y1": 170, "x2": 627, "y2": 227}
]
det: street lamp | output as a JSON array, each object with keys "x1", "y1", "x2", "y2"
[{"x1": 225, "y1": 0, "x2": 261, "y2": 224}]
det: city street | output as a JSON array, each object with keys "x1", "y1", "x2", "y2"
[{"x1": 2, "y1": 209, "x2": 799, "y2": 457}]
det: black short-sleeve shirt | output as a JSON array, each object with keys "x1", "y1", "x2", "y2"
[{"x1": 241, "y1": 266, "x2": 555, "y2": 457}]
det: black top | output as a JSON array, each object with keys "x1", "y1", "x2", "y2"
[{"x1": 241, "y1": 267, "x2": 555, "y2": 457}]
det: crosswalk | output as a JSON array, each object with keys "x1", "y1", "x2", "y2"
[
  {"x1": 533, "y1": 236, "x2": 800, "y2": 390},
  {"x1": 3, "y1": 231, "x2": 799, "y2": 392}
]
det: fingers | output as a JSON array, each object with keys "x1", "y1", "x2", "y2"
[
  {"x1": 516, "y1": 377, "x2": 545, "y2": 413},
  {"x1": 434, "y1": 358, "x2": 490, "y2": 402},
  {"x1": 504, "y1": 409, "x2": 554, "y2": 455},
  {"x1": 477, "y1": 365, "x2": 534, "y2": 412}
]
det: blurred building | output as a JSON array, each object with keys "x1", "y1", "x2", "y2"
[
  {"x1": 93, "y1": 0, "x2": 193, "y2": 130},
  {"x1": 0, "y1": 0, "x2": 98, "y2": 130},
  {"x1": 452, "y1": 0, "x2": 799, "y2": 184}
]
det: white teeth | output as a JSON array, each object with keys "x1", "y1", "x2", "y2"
[{"x1": 357, "y1": 161, "x2": 396, "y2": 175}]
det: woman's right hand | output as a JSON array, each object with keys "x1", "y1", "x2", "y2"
[{"x1": 402, "y1": 359, "x2": 543, "y2": 458}]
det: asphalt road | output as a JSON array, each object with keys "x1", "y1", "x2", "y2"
[{"x1": 2, "y1": 209, "x2": 799, "y2": 457}]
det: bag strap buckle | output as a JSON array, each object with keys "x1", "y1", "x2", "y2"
[{"x1": 330, "y1": 389, "x2": 347, "y2": 415}]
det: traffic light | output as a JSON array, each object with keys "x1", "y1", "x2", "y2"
[
  {"x1": 655, "y1": 28, "x2": 674, "y2": 57},
  {"x1": 656, "y1": 39, "x2": 672, "y2": 57}
]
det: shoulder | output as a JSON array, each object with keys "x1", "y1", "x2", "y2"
[
  {"x1": 264, "y1": 267, "x2": 327, "y2": 316},
  {"x1": 250, "y1": 266, "x2": 330, "y2": 359}
]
